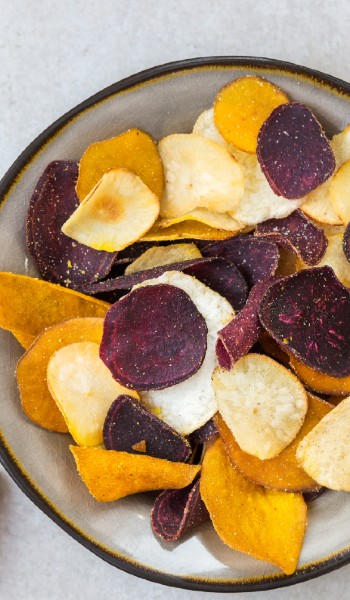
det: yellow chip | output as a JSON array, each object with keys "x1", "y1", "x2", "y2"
[
  {"x1": 290, "y1": 354, "x2": 350, "y2": 396},
  {"x1": 70, "y1": 445, "x2": 201, "y2": 501},
  {"x1": 0, "y1": 272, "x2": 109, "y2": 349},
  {"x1": 62, "y1": 168, "x2": 160, "y2": 252},
  {"x1": 125, "y1": 243, "x2": 201, "y2": 275},
  {"x1": 142, "y1": 219, "x2": 240, "y2": 242},
  {"x1": 297, "y1": 233, "x2": 350, "y2": 288},
  {"x1": 76, "y1": 128, "x2": 164, "y2": 201},
  {"x1": 330, "y1": 159, "x2": 350, "y2": 224},
  {"x1": 200, "y1": 438, "x2": 307, "y2": 574},
  {"x1": 296, "y1": 396, "x2": 350, "y2": 490},
  {"x1": 160, "y1": 208, "x2": 243, "y2": 232},
  {"x1": 214, "y1": 76, "x2": 289, "y2": 153}
]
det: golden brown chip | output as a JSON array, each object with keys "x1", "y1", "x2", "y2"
[
  {"x1": 290, "y1": 355, "x2": 350, "y2": 396},
  {"x1": 275, "y1": 246, "x2": 298, "y2": 277},
  {"x1": 0, "y1": 273, "x2": 109, "y2": 349},
  {"x1": 142, "y1": 219, "x2": 241, "y2": 241},
  {"x1": 297, "y1": 233, "x2": 350, "y2": 288},
  {"x1": 70, "y1": 445, "x2": 201, "y2": 501},
  {"x1": 200, "y1": 438, "x2": 307, "y2": 574},
  {"x1": 160, "y1": 209, "x2": 243, "y2": 232},
  {"x1": 125, "y1": 243, "x2": 201, "y2": 274},
  {"x1": 330, "y1": 159, "x2": 350, "y2": 224}
]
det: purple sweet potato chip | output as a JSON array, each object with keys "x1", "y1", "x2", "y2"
[
  {"x1": 151, "y1": 480, "x2": 209, "y2": 542},
  {"x1": 343, "y1": 222, "x2": 350, "y2": 263},
  {"x1": 202, "y1": 235, "x2": 279, "y2": 288},
  {"x1": 216, "y1": 278, "x2": 276, "y2": 369},
  {"x1": 103, "y1": 395, "x2": 191, "y2": 462},
  {"x1": 255, "y1": 210, "x2": 328, "y2": 266},
  {"x1": 100, "y1": 284, "x2": 207, "y2": 390},
  {"x1": 27, "y1": 161, "x2": 116, "y2": 287},
  {"x1": 259, "y1": 266, "x2": 350, "y2": 377},
  {"x1": 189, "y1": 418, "x2": 218, "y2": 446},
  {"x1": 303, "y1": 487, "x2": 325, "y2": 502},
  {"x1": 257, "y1": 102, "x2": 335, "y2": 199}
]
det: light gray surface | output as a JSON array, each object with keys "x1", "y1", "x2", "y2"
[{"x1": 1, "y1": 0, "x2": 350, "y2": 598}]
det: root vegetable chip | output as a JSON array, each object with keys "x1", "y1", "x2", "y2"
[
  {"x1": 202, "y1": 236, "x2": 279, "y2": 288},
  {"x1": 301, "y1": 179, "x2": 342, "y2": 225},
  {"x1": 215, "y1": 394, "x2": 332, "y2": 492},
  {"x1": 0, "y1": 272, "x2": 109, "y2": 349},
  {"x1": 142, "y1": 219, "x2": 237, "y2": 242},
  {"x1": 26, "y1": 161, "x2": 116, "y2": 287},
  {"x1": 16, "y1": 317, "x2": 105, "y2": 432},
  {"x1": 158, "y1": 134, "x2": 243, "y2": 218},
  {"x1": 298, "y1": 233, "x2": 350, "y2": 288},
  {"x1": 125, "y1": 243, "x2": 201, "y2": 274},
  {"x1": 275, "y1": 246, "x2": 298, "y2": 277},
  {"x1": 200, "y1": 438, "x2": 307, "y2": 574},
  {"x1": 103, "y1": 395, "x2": 191, "y2": 462},
  {"x1": 62, "y1": 168, "x2": 159, "y2": 252},
  {"x1": 189, "y1": 418, "x2": 218, "y2": 446},
  {"x1": 213, "y1": 354, "x2": 308, "y2": 460},
  {"x1": 100, "y1": 284, "x2": 207, "y2": 391},
  {"x1": 214, "y1": 76, "x2": 289, "y2": 153},
  {"x1": 259, "y1": 267, "x2": 350, "y2": 377},
  {"x1": 47, "y1": 342, "x2": 138, "y2": 446},
  {"x1": 290, "y1": 355, "x2": 350, "y2": 396},
  {"x1": 344, "y1": 222, "x2": 350, "y2": 262},
  {"x1": 255, "y1": 210, "x2": 328, "y2": 266},
  {"x1": 160, "y1": 209, "x2": 243, "y2": 232},
  {"x1": 70, "y1": 445, "x2": 201, "y2": 502},
  {"x1": 151, "y1": 480, "x2": 209, "y2": 542},
  {"x1": 193, "y1": 108, "x2": 234, "y2": 151},
  {"x1": 257, "y1": 103, "x2": 335, "y2": 199},
  {"x1": 76, "y1": 128, "x2": 164, "y2": 201},
  {"x1": 330, "y1": 159, "x2": 350, "y2": 224},
  {"x1": 258, "y1": 332, "x2": 290, "y2": 367},
  {"x1": 296, "y1": 396, "x2": 350, "y2": 491},
  {"x1": 137, "y1": 271, "x2": 234, "y2": 435}
]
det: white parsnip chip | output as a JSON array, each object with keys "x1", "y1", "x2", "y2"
[
  {"x1": 213, "y1": 354, "x2": 308, "y2": 460},
  {"x1": 160, "y1": 208, "x2": 243, "y2": 232},
  {"x1": 124, "y1": 243, "x2": 201, "y2": 274},
  {"x1": 297, "y1": 233, "x2": 350, "y2": 288}
]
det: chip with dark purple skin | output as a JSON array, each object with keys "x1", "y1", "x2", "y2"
[
  {"x1": 259, "y1": 266, "x2": 350, "y2": 377},
  {"x1": 303, "y1": 487, "x2": 325, "y2": 502},
  {"x1": 216, "y1": 278, "x2": 276, "y2": 369},
  {"x1": 257, "y1": 102, "x2": 335, "y2": 199},
  {"x1": 26, "y1": 161, "x2": 116, "y2": 287},
  {"x1": 189, "y1": 418, "x2": 218, "y2": 446},
  {"x1": 100, "y1": 284, "x2": 207, "y2": 390},
  {"x1": 343, "y1": 222, "x2": 350, "y2": 263},
  {"x1": 202, "y1": 235, "x2": 279, "y2": 288},
  {"x1": 151, "y1": 479, "x2": 209, "y2": 542},
  {"x1": 103, "y1": 395, "x2": 191, "y2": 462},
  {"x1": 255, "y1": 210, "x2": 328, "y2": 266}
]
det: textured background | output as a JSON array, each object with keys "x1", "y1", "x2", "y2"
[{"x1": 1, "y1": 1, "x2": 350, "y2": 598}]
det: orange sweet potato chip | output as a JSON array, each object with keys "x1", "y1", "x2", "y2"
[
  {"x1": 16, "y1": 317, "x2": 105, "y2": 432},
  {"x1": 70, "y1": 445, "x2": 201, "y2": 501},
  {"x1": 142, "y1": 219, "x2": 243, "y2": 242},
  {"x1": 214, "y1": 393, "x2": 332, "y2": 492},
  {"x1": 200, "y1": 438, "x2": 306, "y2": 575},
  {"x1": 76, "y1": 129, "x2": 164, "y2": 201},
  {"x1": 0, "y1": 272, "x2": 109, "y2": 349},
  {"x1": 290, "y1": 355, "x2": 350, "y2": 396}
]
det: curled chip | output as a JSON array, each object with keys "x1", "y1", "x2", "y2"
[
  {"x1": 16, "y1": 317, "x2": 104, "y2": 432},
  {"x1": 76, "y1": 128, "x2": 164, "y2": 201},
  {"x1": 47, "y1": 342, "x2": 138, "y2": 446},
  {"x1": 290, "y1": 355, "x2": 350, "y2": 396},
  {"x1": 296, "y1": 396, "x2": 350, "y2": 491},
  {"x1": 0, "y1": 272, "x2": 109, "y2": 349},
  {"x1": 62, "y1": 168, "x2": 160, "y2": 252},
  {"x1": 103, "y1": 395, "x2": 191, "y2": 462},
  {"x1": 257, "y1": 102, "x2": 335, "y2": 199},
  {"x1": 151, "y1": 480, "x2": 209, "y2": 542},
  {"x1": 193, "y1": 108, "x2": 234, "y2": 151},
  {"x1": 26, "y1": 161, "x2": 116, "y2": 287},
  {"x1": 330, "y1": 159, "x2": 350, "y2": 224},
  {"x1": 202, "y1": 236, "x2": 279, "y2": 288},
  {"x1": 125, "y1": 243, "x2": 201, "y2": 274},
  {"x1": 302, "y1": 233, "x2": 350, "y2": 288},
  {"x1": 70, "y1": 446, "x2": 201, "y2": 502},
  {"x1": 214, "y1": 76, "x2": 289, "y2": 153},
  {"x1": 255, "y1": 210, "x2": 328, "y2": 266},
  {"x1": 213, "y1": 354, "x2": 308, "y2": 460},
  {"x1": 160, "y1": 209, "x2": 243, "y2": 233},
  {"x1": 344, "y1": 222, "x2": 350, "y2": 262},
  {"x1": 216, "y1": 279, "x2": 274, "y2": 369},
  {"x1": 189, "y1": 419, "x2": 218, "y2": 446},
  {"x1": 158, "y1": 133, "x2": 243, "y2": 218},
  {"x1": 142, "y1": 219, "x2": 236, "y2": 242},
  {"x1": 259, "y1": 266, "x2": 350, "y2": 378},
  {"x1": 100, "y1": 284, "x2": 207, "y2": 391},
  {"x1": 200, "y1": 438, "x2": 307, "y2": 575},
  {"x1": 215, "y1": 394, "x2": 332, "y2": 492}
]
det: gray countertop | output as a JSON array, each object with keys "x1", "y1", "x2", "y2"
[{"x1": 1, "y1": 1, "x2": 350, "y2": 598}]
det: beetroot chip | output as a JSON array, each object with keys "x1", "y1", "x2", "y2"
[
  {"x1": 202, "y1": 236, "x2": 279, "y2": 288},
  {"x1": 255, "y1": 210, "x2": 328, "y2": 266},
  {"x1": 184, "y1": 258, "x2": 247, "y2": 310},
  {"x1": 216, "y1": 278, "x2": 275, "y2": 369},
  {"x1": 343, "y1": 222, "x2": 350, "y2": 263},
  {"x1": 257, "y1": 103, "x2": 335, "y2": 199},
  {"x1": 189, "y1": 418, "x2": 218, "y2": 445},
  {"x1": 259, "y1": 266, "x2": 350, "y2": 377},
  {"x1": 27, "y1": 161, "x2": 116, "y2": 287},
  {"x1": 100, "y1": 284, "x2": 207, "y2": 390},
  {"x1": 103, "y1": 395, "x2": 191, "y2": 462},
  {"x1": 151, "y1": 480, "x2": 209, "y2": 542}
]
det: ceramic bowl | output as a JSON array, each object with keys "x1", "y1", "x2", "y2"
[{"x1": 1, "y1": 57, "x2": 350, "y2": 593}]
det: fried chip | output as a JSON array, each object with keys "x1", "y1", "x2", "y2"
[
  {"x1": 200, "y1": 438, "x2": 307, "y2": 574},
  {"x1": 344, "y1": 222, "x2": 350, "y2": 262},
  {"x1": 16, "y1": 317, "x2": 105, "y2": 432},
  {"x1": 0, "y1": 272, "x2": 109, "y2": 349},
  {"x1": 142, "y1": 219, "x2": 238, "y2": 242},
  {"x1": 76, "y1": 128, "x2": 164, "y2": 201},
  {"x1": 215, "y1": 394, "x2": 332, "y2": 492},
  {"x1": 298, "y1": 233, "x2": 350, "y2": 287},
  {"x1": 330, "y1": 159, "x2": 350, "y2": 224},
  {"x1": 70, "y1": 445, "x2": 201, "y2": 501},
  {"x1": 125, "y1": 243, "x2": 201, "y2": 274},
  {"x1": 290, "y1": 355, "x2": 350, "y2": 396},
  {"x1": 160, "y1": 209, "x2": 244, "y2": 232},
  {"x1": 296, "y1": 396, "x2": 350, "y2": 491},
  {"x1": 214, "y1": 76, "x2": 289, "y2": 153}
]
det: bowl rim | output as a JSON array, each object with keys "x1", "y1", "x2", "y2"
[{"x1": 1, "y1": 55, "x2": 350, "y2": 593}]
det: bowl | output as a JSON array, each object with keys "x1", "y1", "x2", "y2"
[{"x1": 1, "y1": 56, "x2": 350, "y2": 593}]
